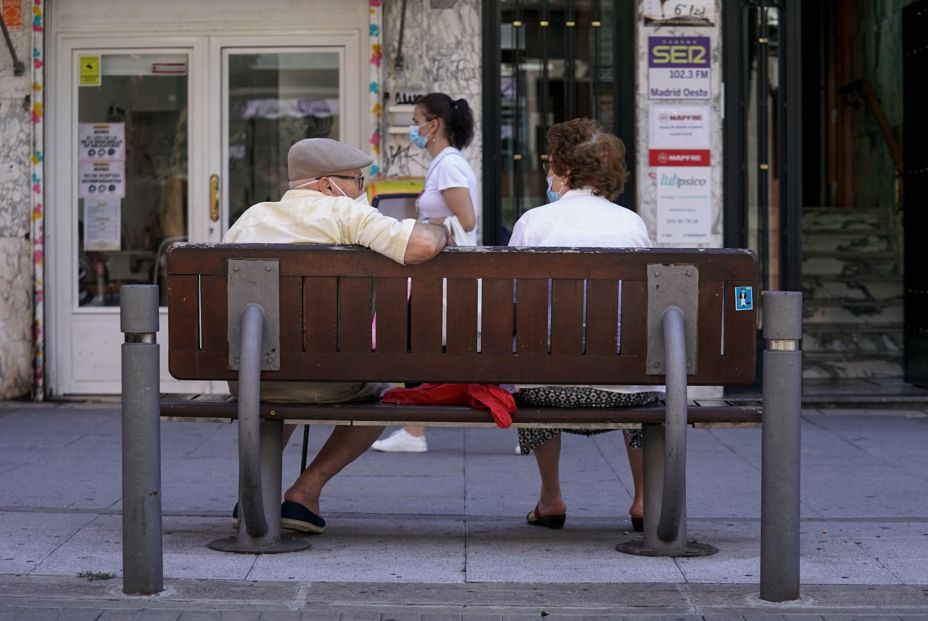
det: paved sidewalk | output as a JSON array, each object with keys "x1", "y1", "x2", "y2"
[{"x1": 1, "y1": 400, "x2": 927, "y2": 619}]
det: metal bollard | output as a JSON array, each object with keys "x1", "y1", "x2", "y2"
[
  {"x1": 120, "y1": 285, "x2": 163, "y2": 595},
  {"x1": 760, "y1": 291, "x2": 803, "y2": 602}
]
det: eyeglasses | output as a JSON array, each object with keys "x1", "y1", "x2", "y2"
[
  {"x1": 328, "y1": 174, "x2": 365, "y2": 188},
  {"x1": 541, "y1": 160, "x2": 554, "y2": 174}
]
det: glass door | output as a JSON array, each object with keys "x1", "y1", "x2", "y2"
[
  {"x1": 49, "y1": 39, "x2": 209, "y2": 396},
  {"x1": 209, "y1": 36, "x2": 361, "y2": 234},
  {"x1": 49, "y1": 35, "x2": 359, "y2": 395}
]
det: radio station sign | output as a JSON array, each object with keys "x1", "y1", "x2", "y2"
[{"x1": 648, "y1": 36, "x2": 711, "y2": 100}]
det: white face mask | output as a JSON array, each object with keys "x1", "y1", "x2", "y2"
[{"x1": 354, "y1": 192, "x2": 370, "y2": 207}]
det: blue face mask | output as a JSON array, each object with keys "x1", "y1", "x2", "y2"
[
  {"x1": 546, "y1": 176, "x2": 560, "y2": 203},
  {"x1": 409, "y1": 123, "x2": 430, "y2": 149}
]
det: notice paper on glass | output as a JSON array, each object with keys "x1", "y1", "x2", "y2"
[
  {"x1": 79, "y1": 123, "x2": 125, "y2": 162},
  {"x1": 83, "y1": 198, "x2": 122, "y2": 251},
  {"x1": 79, "y1": 160, "x2": 125, "y2": 198}
]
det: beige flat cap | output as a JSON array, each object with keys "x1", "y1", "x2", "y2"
[{"x1": 288, "y1": 138, "x2": 373, "y2": 183}]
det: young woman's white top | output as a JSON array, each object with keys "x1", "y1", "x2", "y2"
[{"x1": 416, "y1": 147, "x2": 479, "y2": 245}]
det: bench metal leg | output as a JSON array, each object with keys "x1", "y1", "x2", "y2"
[
  {"x1": 120, "y1": 285, "x2": 164, "y2": 594},
  {"x1": 617, "y1": 305, "x2": 716, "y2": 558},
  {"x1": 209, "y1": 303, "x2": 309, "y2": 554},
  {"x1": 760, "y1": 291, "x2": 802, "y2": 602}
]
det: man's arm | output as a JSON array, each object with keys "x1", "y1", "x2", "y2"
[{"x1": 403, "y1": 222, "x2": 450, "y2": 264}]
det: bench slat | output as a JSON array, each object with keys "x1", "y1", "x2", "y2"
[
  {"x1": 620, "y1": 279, "x2": 648, "y2": 358},
  {"x1": 200, "y1": 274, "x2": 228, "y2": 361},
  {"x1": 374, "y1": 277, "x2": 408, "y2": 354},
  {"x1": 280, "y1": 276, "x2": 303, "y2": 358},
  {"x1": 698, "y1": 280, "x2": 725, "y2": 370},
  {"x1": 586, "y1": 279, "x2": 619, "y2": 355},
  {"x1": 516, "y1": 278, "x2": 549, "y2": 354},
  {"x1": 338, "y1": 277, "x2": 373, "y2": 353},
  {"x1": 410, "y1": 277, "x2": 443, "y2": 353},
  {"x1": 482, "y1": 278, "x2": 514, "y2": 354},
  {"x1": 167, "y1": 275, "x2": 200, "y2": 379},
  {"x1": 305, "y1": 277, "x2": 338, "y2": 353},
  {"x1": 552, "y1": 279, "x2": 584, "y2": 355},
  {"x1": 447, "y1": 278, "x2": 478, "y2": 355}
]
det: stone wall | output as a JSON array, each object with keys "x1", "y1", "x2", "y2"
[
  {"x1": 0, "y1": 0, "x2": 34, "y2": 399},
  {"x1": 380, "y1": 0, "x2": 482, "y2": 233}
]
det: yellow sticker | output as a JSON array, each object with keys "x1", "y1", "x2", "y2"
[{"x1": 79, "y1": 55, "x2": 101, "y2": 87}]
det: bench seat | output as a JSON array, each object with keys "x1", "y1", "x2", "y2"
[{"x1": 159, "y1": 394, "x2": 762, "y2": 427}]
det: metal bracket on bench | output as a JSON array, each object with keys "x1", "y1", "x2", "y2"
[
  {"x1": 646, "y1": 265, "x2": 698, "y2": 375},
  {"x1": 210, "y1": 259, "x2": 308, "y2": 554},
  {"x1": 228, "y1": 259, "x2": 280, "y2": 371},
  {"x1": 617, "y1": 299, "x2": 717, "y2": 559}
]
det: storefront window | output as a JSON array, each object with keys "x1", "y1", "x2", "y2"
[
  {"x1": 498, "y1": 0, "x2": 623, "y2": 242},
  {"x1": 76, "y1": 53, "x2": 188, "y2": 307}
]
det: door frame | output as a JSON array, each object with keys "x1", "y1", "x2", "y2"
[
  {"x1": 46, "y1": 32, "x2": 362, "y2": 396},
  {"x1": 208, "y1": 33, "x2": 361, "y2": 238},
  {"x1": 47, "y1": 35, "x2": 209, "y2": 396}
]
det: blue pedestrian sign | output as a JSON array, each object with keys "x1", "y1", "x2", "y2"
[{"x1": 734, "y1": 286, "x2": 753, "y2": 311}]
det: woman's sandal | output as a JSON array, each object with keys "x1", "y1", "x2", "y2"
[
  {"x1": 526, "y1": 505, "x2": 567, "y2": 529},
  {"x1": 631, "y1": 515, "x2": 643, "y2": 532}
]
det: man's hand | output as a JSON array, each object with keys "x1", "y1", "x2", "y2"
[{"x1": 403, "y1": 222, "x2": 450, "y2": 264}]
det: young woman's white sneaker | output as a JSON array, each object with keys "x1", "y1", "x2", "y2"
[{"x1": 371, "y1": 429, "x2": 428, "y2": 453}]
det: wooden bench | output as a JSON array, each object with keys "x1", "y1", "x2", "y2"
[{"x1": 124, "y1": 243, "x2": 802, "y2": 600}]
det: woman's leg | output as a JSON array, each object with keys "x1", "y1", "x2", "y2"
[
  {"x1": 404, "y1": 425, "x2": 425, "y2": 437},
  {"x1": 624, "y1": 431, "x2": 644, "y2": 521},
  {"x1": 532, "y1": 432, "x2": 567, "y2": 516}
]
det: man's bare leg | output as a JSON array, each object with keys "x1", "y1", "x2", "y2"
[{"x1": 283, "y1": 425, "x2": 384, "y2": 515}]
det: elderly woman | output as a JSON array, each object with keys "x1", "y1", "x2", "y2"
[{"x1": 509, "y1": 118, "x2": 660, "y2": 532}]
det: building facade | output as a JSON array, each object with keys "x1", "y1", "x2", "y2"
[{"x1": 0, "y1": 0, "x2": 921, "y2": 399}]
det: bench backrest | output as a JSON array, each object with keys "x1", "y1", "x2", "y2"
[{"x1": 166, "y1": 244, "x2": 758, "y2": 385}]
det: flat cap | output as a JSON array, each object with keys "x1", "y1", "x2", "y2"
[{"x1": 288, "y1": 138, "x2": 373, "y2": 183}]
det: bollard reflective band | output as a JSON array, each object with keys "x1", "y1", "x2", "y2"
[
  {"x1": 768, "y1": 339, "x2": 798, "y2": 351},
  {"x1": 125, "y1": 333, "x2": 156, "y2": 344}
]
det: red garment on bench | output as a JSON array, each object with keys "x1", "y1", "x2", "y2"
[{"x1": 380, "y1": 383, "x2": 516, "y2": 429}]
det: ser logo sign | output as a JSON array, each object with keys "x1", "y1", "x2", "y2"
[{"x1": 648, "y1": 36, "x2": 711, "y2": 100}]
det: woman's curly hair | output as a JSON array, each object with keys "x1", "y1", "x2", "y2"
[{"x1": 546, "y1": 118, "x2": 630, "y2": 200}]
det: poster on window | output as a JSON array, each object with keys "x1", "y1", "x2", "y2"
[
  {"x1": 78, "y1": 123, "x2": 125, "y2": 162},
  {"x1": 83, "y1": 197, "x2": 122, "y2": 251},
  {"x1": 655, "y1": 166, "x2": 712, "y2": 243},
  {"x1": 648, "y1": 36, "x2": 711, "y2": 100},
  {"x1": 79, "y1": 161, "x2": 125, "y2": 198}
]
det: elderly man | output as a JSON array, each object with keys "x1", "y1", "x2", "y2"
[{"x1": 224, "y1": 138, "x2": 449, "y2": 534}]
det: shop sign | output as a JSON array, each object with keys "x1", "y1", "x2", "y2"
[
  {"x1": 643, "y1": 0, "x2": 715, "y2": 26},
  {"x1": 648, "y1": 36, "x2": 711, "y2": 100},
  {"x1": 648, "y1": 105, "x2": 710, "y2": 149},
  {"x1": 656, "y1": 167, "x2": 712, "y2": 243}
]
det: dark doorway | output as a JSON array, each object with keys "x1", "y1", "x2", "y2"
[
  {"x1": 903, "y1": 0, "x2": 928, "y2": 386},
  {"x1": 481, "y1": 0, "x2": 637, "y2": 245}
]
